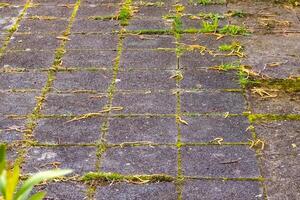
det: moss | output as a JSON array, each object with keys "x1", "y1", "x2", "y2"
[
  {"x1": 88, "y1": 15, "x2": 117, "y2": 20},
  {"x1": 258, "y1": 78, "x2": 300, "y2": 93},
  {"x1": 81, "y1": 172, "x2": 175, "y2": 183},
  {"x1": 246, "y1": 113, "x2": 300, "y2": 123}
]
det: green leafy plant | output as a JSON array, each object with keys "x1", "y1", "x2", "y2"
[
  {"x1": 196, "y1": 0, "x2": 212, "y2": 5},
  {"x1": 219, "y1": 25, "x2": 248, "y2": 35},
  {"x1": 0, "y1": 145, "x2": 72, "y2": 200},
  {"x1": 200, "y1": 17, "x2": 219, "y2": 33}
]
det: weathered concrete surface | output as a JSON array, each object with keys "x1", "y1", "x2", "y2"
[{"x1": 0, "y1": 0, "x2": 299, "y2": 199}]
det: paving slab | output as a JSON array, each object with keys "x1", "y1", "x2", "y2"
[
  {"x1": 66, "y1": 33, "x2": 119, "y2": 50},
  {"x1": 77, "y1": 4, "x2": 119, "y2": 18},
  {"x1": 180, "y1": 115, "x2": 252, "y2": 143},
  {"x1": 95, "y1": 182, "x2": 177, "y2": 200},
  {"x1": 62, "y1": 49, "x2": 117, "y2": 68},
  {"x1": 181, "y1": 91, "x2": 246, "y2": 114},
  {"x1": 34, "y1": 117, "x2": 103, "y2": 144},
  {"x1": 0, "y1": 118, "x2": 25, "y2": 143},
  {"x1": 42, "y1": 93, "x2": 108, "y2": 115},
  {"x1": 120, "y1": 50, "x2": 177, "y2": 70},
  {"x1": 123, "y1": 34, "x2": 176, "y2": 49},
  {"x1": 53, "y1": 71, "x2": 112, "y2": 92},
  {"x1": 34, "y1": 0, "x2": 77, "y2": 4},
  {"x1": 71, "y1": 19, "x2": 120, "y2": 33},
  {"x1": 0, "y1": 72, "x2": 47, "y2": 90},
  {"x1": 127, "y1": 19, "x2": 172, "y2": 31},
  {"x1": 26, "y1": 5, "x2": 74, "y2": 18},
  {"x1": 35, "y1": 182, "x2": 87, "y2": 200},
  {"x1": 247, "y1": 90, "x2": 300, "y2": 115},
  {"x1": 23, "y1": 146, "x2": 97, "y2": 174},
  {"x1": 241, "y1": 34, "x2": 300, "y2": 79},
  {"x1": 17, "y1": 19, "x2": 68, "y2": 33},
  {"x1": 182, "y1": 180, "x2": 263, "y2": 200},
  {"x1": 0, "y1": 50, "x2": 54, "y2": 69},
  {"x1": 0, "y1": 5, "x2": 22, "y2": 17},
  {"x1": 101, "y1": 146, "x2": 177, "y2": 175},
  {"x1": 116, "y1": 70, "x2": 176, "y2": 91},
  {"x1": 107, "y1": 117, "x2": 177, "y2": 144},
  {"x1": 180, "y1": 51, "x2": 238, "y2": 69},
  {"x1": 181, "y1": 69, "x2": 240, "y2": 89},
  {"x1": 0, "y1": 92, "x2": 37, "y2": 115},
  {"x1": 8, "y1": 34, "x2": 60, "y2": 50},
  {"x1": 181, "y1": 146, "x2": 260, "y2": 178},
  {"x1": 112, "y1": 92, "x2": 176, "y2": 114}
]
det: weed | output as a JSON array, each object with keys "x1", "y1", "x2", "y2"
[
  {"x1": 118, "y1": 0, "x2": 133, "y2": 26},
  {"x1": 198, "y1": 12, "x2": 224, "y2": 20},
  {"x1": 191, "y1": 0, "x2": 226, "y2": 5},
  {"x1": 219, "y1": 25, "x2": 249, "y2": 35},
  {"x1": 226, "y1": 10, "x2": 247, "y2": 18},
  {"x1": 200, "y1": 18, "x2": 219, "y2": 33},
  {"x1": 218, "y1": 41, "x2": 244, "y2": 57},
  {"x1": 209, "y1": 63, "x2": 240, "y2": 71},
  {"x1": 195, "y1": 0, "x2": 212, "y2": 5}
]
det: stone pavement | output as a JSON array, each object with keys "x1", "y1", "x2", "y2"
[{"x1": 0, "y1": 0, "x2": 299, "y2": 199}]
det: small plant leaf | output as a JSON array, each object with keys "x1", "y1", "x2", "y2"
[
  {"x1": 0, "y1": 171, "x2": 7, "y2": 198},
  {"x1": 0, "y1": 145, "x2": 6, "y2": 174},
  {"x1": 15, "y1": 169, "x2": 72, "y2": 200},
  {"x1": 28, "y1": 192, "x2": 46, "y2": 200},
  {"x1": 6, "y1": 165, "x2": 20, "y2": 200}
]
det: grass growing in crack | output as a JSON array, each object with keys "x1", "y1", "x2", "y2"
[
  {"x1": 118, "y1": 0, "x2": 133, "y2": 26},
  {"x1": 246, "y1": 113, "x2": 300, "y2": 122},
  {"x1": 200, "y1": 18, "x2": 219, "y2": 33},
  {"x1": 219, "y1": 25, "x2": 249, "y2": 35},
  {"x1": 197, "y1": 12, "x2": 224, "y2": 20},
  {"x1": 226, "y1": 10, "x2": 247, "y2": 18},
  {"x1": 81, "y1": 172, "x2": 175, "y2": 184},
  {"x1": 218, "y1": 41, "x2": 244, "y2": 57},
  {"x1": 209, "y1": 63, "x2": 240, "y2": 71},
  {"x1": 191, "y1": 0, "x2": 226, "y2": 5},
  {"x1": 88, "y1": 15, "x2": 117, "y2": 21},
  {"x1": 195, "y1": 0, "x2": 212, "y2": 5}
]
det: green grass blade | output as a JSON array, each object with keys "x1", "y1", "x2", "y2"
[
  {"x1": 0, "y1": 171, "x2": 7, "y2": 197},
  {"x1": 6, "y1": 165, "x2": 20, "y2": 200},
  {"x1": 0, "y1": 145, "x2": 6, "y2": 174},
  {"x1": 15, "y1": 169, "x2": 72, "y2": 200},
  {"x1": 27, "y1": 192, "x2": 46, "y2": 200}
]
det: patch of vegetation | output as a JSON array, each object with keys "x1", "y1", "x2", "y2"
[
  {"x1": 198, "y1": 12, "x2": 224, "y2": 20},
  {"x1": 219, "y1": 25, "x2": 249, "y2": 35},
  {"x1": 219, "y1": 41, "x2": 242, "y2": 52},
  {"x1": 128, "y1": 29, "x2": 173, "y2": 35},
  {"x1": 81, "y1": 172, "x2": 175, "y2": 184},
  {"x1": 258, "y1": 78, "x2": 300, "y2": 93},
  {"x1": 118, "y1": 0, "x2": 133, "y2": 26},
  {"x1": 218, "y1": 41, "x2": 244, "y2": 57},
  {"x1": 226, "y1": 10, "x2": 247, "y2": 18},
  {"x1": 200, "y1": 17, "x2": 219, "y2": 33},
  {"x1": 190, "y1": 0, "x2": 226, "y2": 5},
  {"x1": 88, "y1": 15, "x2": 117, "y2": 20},
  {"x1": 246, "y1": 113, "x2": 300, "y2": 122}
]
